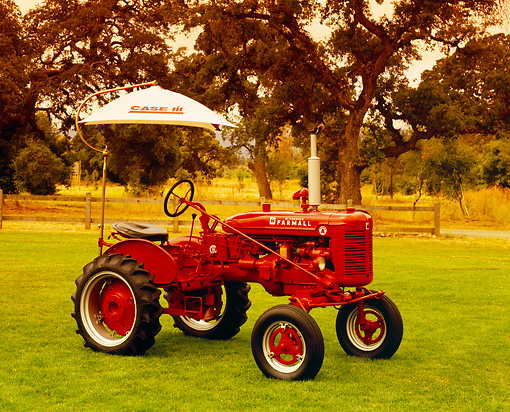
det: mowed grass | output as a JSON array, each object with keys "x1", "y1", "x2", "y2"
[{"x1": 0, "y1": 232, "x2": 509, "y2": 411}]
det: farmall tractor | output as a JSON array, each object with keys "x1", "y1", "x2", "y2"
[{"x1": 71, "y1": 84, "x2": 403, "y2": 380}]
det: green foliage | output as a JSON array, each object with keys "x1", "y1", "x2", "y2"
[
  {"x1": 362, "y1": 158, "x2": 403, "y2": 198},
  {"x1": 481, "y1": 139, "x2": 510, "y2": 188},
  {"x1": 13, "y1": 141, "x2": 67, "y2": 195},
  {"x1": 74, "y1": 123, "x2": 236, "y2": 193},
  {"x1": 103, "y1": 124, "x2": 181, "y2": 192},
  {"x1": 184, "y1": 0, "x2": 504, "y2": 201},
  {"x1": 0, "y1": 141, "x2": 16, "y2": 193},
  {"x1": 363, "y1": 137, "x2": 485, "y2": 214},
  {"x1": 23, "y1": 0, "x2": 173, "y2": 125},
  {"x1": 0, "y1": 1, "x2": 31, "y2": 193},
  {"x1": 2, "y1": 0, "x2": 509, "y2": 202},
  {"x1": 0, "y1": 0, "x2": 175, "y2": 195},
  {"x1": 395, "y1": 150, "x2": 426, "y2": 196},
  {"x1": 368, "y1": 33, "x2": 510, "y2": 209},
  {"x1": 232, "y1": 166, "x2": 253, "y2": 192},
  {"x1": 231, "y1": 166, "x2": 252, "y2": 182},
  {"x1": 417, "y1": 34, "x2": 510, "y2": 135},
  {"x1": 178, "y1": 128, "x2": 237, "y2": 182},
  {"x1": 266, "y1": 130, "x2": 306, "y2": 189},
  {"x1": 397, "y1": 81, "x2": 466, "y2": 136},
  {"x1": 422, "y1": 140, "x2": 478, "y2": 194},
  {"x1": 0, "y1": 1, "x2": 32, "y2": 132},
  {"x1": 366, "y1": 32, "x2": 510, "y2": 209}
]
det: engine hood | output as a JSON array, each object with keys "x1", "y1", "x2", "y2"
[{"x1": 223, "y1": 209, "x2": 371, "y2": 236}]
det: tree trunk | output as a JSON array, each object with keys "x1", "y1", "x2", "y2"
[
  {"x1": 248, "y1": 159, "x2": 273, "y2": 200},
  {"x1": 457, "y1": 181, "x2": 470, "y2": 217},
  {"x1": 337, "y1": 110, "x2": 366, "y2": 205},
  {"x1": 337, "y1": 159, "x2": 362, "y2": 205}
]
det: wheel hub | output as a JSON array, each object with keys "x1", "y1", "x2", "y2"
[
  {"x1": 103, "y1": 295, "x2": 124, "y2": 321},
  {"x1": 355, "y1": 309, "x2": 385, "y2": 345},
  {"x1": 100, "y1": 278, "x2": 136, "y2": 336},
  {"x1": 269, "y1": 323, "x2": 303, "y2": 366}
]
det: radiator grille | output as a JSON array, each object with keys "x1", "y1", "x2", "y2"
[{"x1": 345, "y1": 230, "x2": 372, "y2": 276}]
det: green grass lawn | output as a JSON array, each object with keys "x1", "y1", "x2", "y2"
[{"x1": 0, "y1": 232, "x2": 509, "y2": 411}]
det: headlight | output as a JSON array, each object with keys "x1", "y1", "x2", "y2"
[{"x1": 313, "y1": 257, "x2": 326, "y2": 272}]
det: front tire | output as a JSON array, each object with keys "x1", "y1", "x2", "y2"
[
  {"x1": 71, "y1": 253, "x2": 163, "y2": 355},
  {"x1": 336, "y1": 293, "x2": 403, "y2": 359},
  {"x1": 171, "y1": 282, "x2": 251, "y2": 339},
  {"x1": 251, "y1": 305, "x2": 324, "y2": 380}
]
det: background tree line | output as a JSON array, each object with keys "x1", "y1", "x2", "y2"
[{"x1": 1, "y1": 0, "x2": 509, "y2": 208}]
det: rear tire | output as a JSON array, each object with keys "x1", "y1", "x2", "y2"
[
  {"x1": 72, "y1": 253, "x2": 163, "y2": 355},
  {"x1": 171, "y1": 282, "x2": 251, "y2": 339},
  {"x1": 251, "y1": 305, "x2": 324, "y2": 380}
]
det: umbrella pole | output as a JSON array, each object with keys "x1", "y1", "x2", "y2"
[{"x1": 98, "y1": 148, "x2": 109, "y2": 254}]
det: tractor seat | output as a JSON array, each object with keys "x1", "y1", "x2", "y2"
[{"x1": 112, "y1": 222, "x2": 169, "y2": 242}]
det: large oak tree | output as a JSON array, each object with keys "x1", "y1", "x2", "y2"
[
  {"x1": 0, "y1": 0, "x2": 175, "y2": 192},
  {"x1": 174, "y1": 0, "x2": 506, "y2": 203},
  {"x1": 379, "y1": 33, "x2": 510, "y2": 211}
]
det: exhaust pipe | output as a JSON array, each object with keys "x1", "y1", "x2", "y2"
[{"x1": 308, "y1": 124, "x2": 324, "y2": 208}]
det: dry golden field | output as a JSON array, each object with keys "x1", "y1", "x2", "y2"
[{"x1": 2, "y1": 178, "x2": 510, "y2": 233}]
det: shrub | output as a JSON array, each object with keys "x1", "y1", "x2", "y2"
[
  {"x1": 13, "y1": 141, "x2": 67, "y2": 195},
  {"x1": 481, "y1": 139, "x2": 510, "y2": 188}
]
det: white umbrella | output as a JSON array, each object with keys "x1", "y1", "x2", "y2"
[
  {"x1": 79, "y1": 85, "x2": 235, "y2": 131},
  {"x1": 75, "y1": 82, "x2": 236, "y2": 253}
]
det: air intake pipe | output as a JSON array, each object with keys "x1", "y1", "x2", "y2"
[{"x1": 308, "y1": 124, "x2": 324, "y2": 208}]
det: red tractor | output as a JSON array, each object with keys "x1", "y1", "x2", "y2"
[{"x1": 72, "y1": 179, "x2": 403, "y2": 380}]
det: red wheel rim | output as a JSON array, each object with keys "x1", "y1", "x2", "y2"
[
  {"x1": 80, "y1": 272, "x2": 138, "y2": 347},
  {"x1": 269, "y1": 325, "x2": 304, "y2": 365},
  {"x1": 354, "y1": 308, "x2": 386, "y2": 346},
  {"x1": 262, "y1": 321, "x2": 306, "y2": 373},
  {"x1": 100, "y1": 278, "x2": 136, "y2": 336}
]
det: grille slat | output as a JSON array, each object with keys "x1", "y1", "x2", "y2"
[{"x1": 345, "y1": 230, "x2": 373, "y2": 276}]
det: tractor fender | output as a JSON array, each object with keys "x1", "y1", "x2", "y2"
[{"x1": 104, "y1": 239, "x2": 178, "y2": 285}]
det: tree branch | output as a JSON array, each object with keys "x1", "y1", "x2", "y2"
[
  {"x1": 375, "y1": 92, "x2": 433, "y2": 158},
  {"x1": 353, "y1": 0, "x2": 388, "y2": 41},
  {"x1": 225, "y1": 5, "x2": 356, "y2": 110}
]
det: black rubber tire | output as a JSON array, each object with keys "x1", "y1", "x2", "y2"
[
  {"x1": 171, "y1": 282, "x2": 251, "y2": 339},
  {"x1": 251, "y1": 305, "x2": 324, "y2": 380},
  {"x1": 71, "y1": 253, "x2": 163, "y2": 355},
  {"x1": 336, "y1": 293, "x2": 403, "y2": 359},
  {"x1": 164, "y1": 179, "x2": 195, "y2": 218}
]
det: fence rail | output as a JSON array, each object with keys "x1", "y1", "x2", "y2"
[{"x1": 0, "y1": 189, "x2": 440, "y2": 235}]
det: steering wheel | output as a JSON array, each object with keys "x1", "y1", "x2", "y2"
[{"x1": 164, "y1": 179, "x2": 195, "y2": 217}]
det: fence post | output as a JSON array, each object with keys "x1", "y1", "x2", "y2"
[
  {"x1": 172, "y1": 195, "x2": 179, "y2": 232},
  {"x1": 0, "y1": 189, "x2": 3, "y2": 229},
  {"x1": 434, "y1": 202, "x2": 440, "y2": 236},
  {"x1": 85, "y1": 192, "x2": 92, "y2": 230},
  {"x1": 347, "y1": 199, "x2": 353, "y2": 209}
]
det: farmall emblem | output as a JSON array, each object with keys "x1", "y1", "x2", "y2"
[
  {"x1": 318, "y1": 226, "x2": 327, "y2": 236},
  {"x1": 268, "y1": 216, "x2": 312, "y2": 227}
]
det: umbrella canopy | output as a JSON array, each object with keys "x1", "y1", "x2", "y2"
[{"x1": 79, "y1": 86, "x2": 235, "y2": 131}]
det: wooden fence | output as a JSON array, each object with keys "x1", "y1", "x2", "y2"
[{"x1": 0, "y1": 189, "x2": 440, "y2": 235}]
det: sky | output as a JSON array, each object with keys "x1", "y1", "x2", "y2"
[{"x1": 15, "y1": 0, "x2": 39, "y2": 13}]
